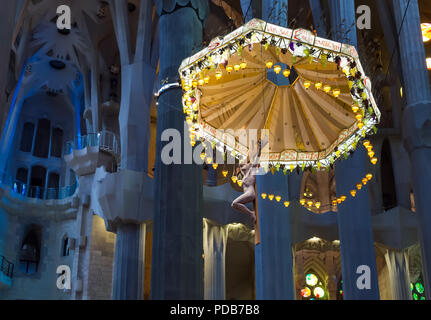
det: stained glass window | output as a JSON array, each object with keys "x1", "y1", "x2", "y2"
[
  {"x1": 300, "y1": 272, "x2": 328, "y2": 300},
  {"x1": 411, "y1": 276, "x2": 426, "y2": 300}
]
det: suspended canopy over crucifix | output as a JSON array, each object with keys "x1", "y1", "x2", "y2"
[{"x1": 178, "y1": 18, "x2": 381, "y2": 171}]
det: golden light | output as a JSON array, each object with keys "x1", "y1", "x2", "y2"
[
  {"x1": 366, "y1": 173, "x2": 373, "y2": 181},
  {"x1": 191, "y1": 140, "x2": 196, "y2": 147},
  {"x1": 421, "y1": 23, "x2": 431, "y2": 42},
  {"x1": 231, "y1": 175, "x2": 238, "y2": 183},
  {"x1": 363, "y1": 140, "x2": 370, "y2": 147},
  {"x1": 226, "y1": 65, "x2": 233, "y2": 73},
  {"x1": 323, "y1": 85, "x2": 331, "y2": 93},
  {"x1": 350, "y1": 190, "x2": 357, "y2": 197},
  {"x1": 212, "y1": 163, "x2": 218, "y2": 170},
  {"x1": 355, "y1": 114, "x2": 363, "y2": 121},
  {"x1": 315, "y1": 82, "x2": 322, "y2": 90},
  {"x1": 300, "y1": 199, "x2": 306, "y2": 206},
  {"x1": 315, "y1": 202, "x2": 321, "y2": 209},
  {"x1": 204, "y1": 76, "x2": 210, "y2": 84},
  {"x1": 362, "y1": 178, "x2": 368, "y2": 185},
  {"x1": 357, "y1": 183, "x2": 363, "y2": 190},
  {"x1": 261, "y1": 193, "x2": 267, "y2": 199},
  {"x1": 337, "y1": 198, "x2": 342, "y2": 204},
  {"x1": 332, "y1": 200, "x2": 337, "y2": 206},
  {"x1": 366, "y1": 145, "x2": 373, "y2": 152},
  {"x1": 274, "y1": 65, "x2": 282, "y2": 74},
  {"x1": 237, "y1": 180, "x2": 243, "y2": 187},
  {"x1": 333, "y1": 88, "x2": 341, "y2": 97},
  {"x1": 206, "y1": 157, "x2": 212, "y2": 164},
  {"x1": 266, "y1": 60, "x2": 274, "y2": 69},
  {"x1": 427, "y1": 58, "x2": 431, "y2": 70},
  {"x1": 340, "y1": 195, "x2": 347, "y2": 202},
  {"x1": 192, "y1": 80, "x2": 198, "y2": 87},
  {"x1": 198, "y1": 78, "x2": 204, "y2": 86},
  {"x1": 352, "y1": 105, "x2": 360, "y2": 113},
  {"x1": 304, "y1": 80, "x2": 311, "y2": 89},
  {"x1": 183, "y1": 85, "x2": 190, "y2": 91},
  {"x1": 283, "y1": 69, "x2": 291, "y2": 78},
  {"x1": 215, "y1": 71, "x2": 222, "y2": 80},
  {"x1": 234, "y1": 64, "x2": 241, "y2": 71},
  {"x1": 240, "y1": 61, "x2": 247, "y2": 69},
  {"x1": 371, "y1": 157, "x2": 378, "y2": 165},
  {"x1": 200, "y1": 153, "x2": 206, "y2": 160},
  {"x1": 357, "y1": 122, "x2": 364, "y2": 129},
  {"x1": 222, "y1": 170, "x2": 228, "y2": 177},
  {"x1": 307, "y1": 200, "x2": 313, "y2": 207},
  {"x1": 275, "y1": 195, "x2": 282, "y2": 202},
  {"x1": 368, "y1": 150, "x2": 375, "y2": 158},
  {"x1": 284, "y1": 201, "x2": 290, "y2": 208},
  {"x1": 268, "y1": 194, "x2": 275, "y2": 201}
]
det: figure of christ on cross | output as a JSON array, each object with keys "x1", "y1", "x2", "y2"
[{"x1": 231, "y1": 139, "x2": 263, "y2": 225}]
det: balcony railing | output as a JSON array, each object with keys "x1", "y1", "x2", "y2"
[
  {"x1": 0, "y1": 255, "x2": 14, "y2": 279},
  {"x1": 65, "y1": 130, "x2": 120, "y2": 158},
  {"x1": 0, "y1": 171, "x2": 78, "y2": 200}
]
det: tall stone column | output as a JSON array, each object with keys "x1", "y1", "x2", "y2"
[
  {"x1": 255, "y1": 171, "x2": 295, "y2": 299},
  {"x1": 151, "y1": 1, "x2": 208, "y2": 299},
  {"x1": 262, "y1": 0, "x2": 287, "y2": 27},
  {"x1": 393, "y1": 0, "x2": 431, "y2": 298},
  {"x1": 0, "y1": 1, "x2": 18, "y2": 134},
  {"x1": 203, "y1": 219, "x2": 228, "y2": 300},
  {"x1": 112, "y1": 223, "x2": 146, "y2": 299},
  {"x1": 330, "y1": 0, "x2": 380, "y2": 299},
  {"x1": 385, "y1": 249, "x2": 412, "y2": 300},
  {"x1": 106, "y1": 0, "x2": 156, "y2": 300},
  {"x1": 309, "y1": 0, "x2": 328, "y2": 37}
]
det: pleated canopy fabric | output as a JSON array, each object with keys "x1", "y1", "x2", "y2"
[{"x1": 179, "y1": 19, "x2": 380, "y2": 169}]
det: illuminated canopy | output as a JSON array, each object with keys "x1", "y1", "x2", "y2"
[{"x1": 179, "y1": 19, "x2": 380, "y2": 169}]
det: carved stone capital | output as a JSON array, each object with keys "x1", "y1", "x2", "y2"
[
  {"x1": 155, "y1": 0, "x2": 209, "y2": 22},
  {"x1": 402, "y1": 103, "x2": 431, "y2": 153},
  {"x1": 91, "y1": 167, "x2": 153, "y2": 232}
]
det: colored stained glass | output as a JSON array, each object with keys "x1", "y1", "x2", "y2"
[
  {"x1": 301, "y1": 287, "x2": 312, "y2": 298},
  {"x1": 314, "y1": 287, "x2": 325, "y2": 298},
  {"x1": 415, "y1": 282, "x2": 424, "y2": 294},
  {"x1": 306, "y1": 273, "x2": 318, "y2": 286}
]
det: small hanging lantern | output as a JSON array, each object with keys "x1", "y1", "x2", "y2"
[
  {"x1": 274, "y1": 65, "x2": 282, "y2": 74},
  {"x1": 350, "y1": 190, "x2": 357, "y2": 197},
  {"x1": 268, "y1": 194, "x2": 275, "y2": 201},
  {"x1": 266, "y1": 60, "x2": 274, "y2": 69},
  {"x1": 283, "y1": 69, "x2": 291, "y2": 78},
  {"x1": 275, "y1": 195, "x2": 282, "y2": 202},
  {"x1": 284, "y1": 201, "x2": 290, "y2": 208},
  {"x1": 261, "y1": 193, "x2": 267, "y2": 199}
]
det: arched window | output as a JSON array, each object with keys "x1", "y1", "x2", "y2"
[
  {"x1": 30, "y1": 166, "x2": 46, "y2": 199},
  {"x1": 381, "y1": 139, "x2": 397, "y2": 210},
  {"x1": 20, "y1": 122, "x2": 34, "y2": 152},
  {"x1": 33, "y1": 119, "x2": 51, "y2": 158},
  {"x1": 50, "y1": 127, "x2": 63, "y2": 158},
  {"x1": 300, "y1": 271, "x2": 328, "y2": 300},
  {"x1": 47, "y1": 172, "x2": 59, "y2": 199},
  {"x1": 15, "y1": 167, "x2": 28, "y2": 195},
  {"x1": 19, "y1": 226, "x2": 41, "y2": 275}
]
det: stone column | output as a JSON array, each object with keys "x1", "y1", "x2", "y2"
[
  {"x1": 255, "y1": 171, "x2": 295, "y2": 299},
  {"x1": 106, "y1": 0, "x2": 155, "y2": 300},
  {"x1": 112, "y1": 223, "x2": 146, "y2": 299},
  {"x1": 240, "y1": 0, "x2": 260, "y2": 22},
  {"x1": 384, "y1": 249, "x2": 412, "y2": 300},
  {"x1": 309, "y1": 0, "x2": 328, "y2": 37},
  {"x1": 0, "y1": 1, "x2": 18, "y2": 134},
  {"x1": 330, "y1": 0, "x2": 380, "y2": 299},
  {"x1": 203, "y1": 219, "x2": 228, "y2": 300},
  {"x1": 151, "y1": 1, "x2": 208, "y2": 299},
  {"x1": 262, "y1": 0, "x2": 287, "y2": 27},
  {"x1": 393, "y1": 0, "x2": 431, "y2": 298}
]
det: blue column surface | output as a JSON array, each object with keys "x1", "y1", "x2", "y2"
[
  {"x1": 151, "y1": 2, "x2": 208, "y2": 299},
  {"x1": 255, "y1": 171, "x2": 295, "y2": 300},
  {"x1": 330, "y1": 0, "x2": 380, "y2": 300}
]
